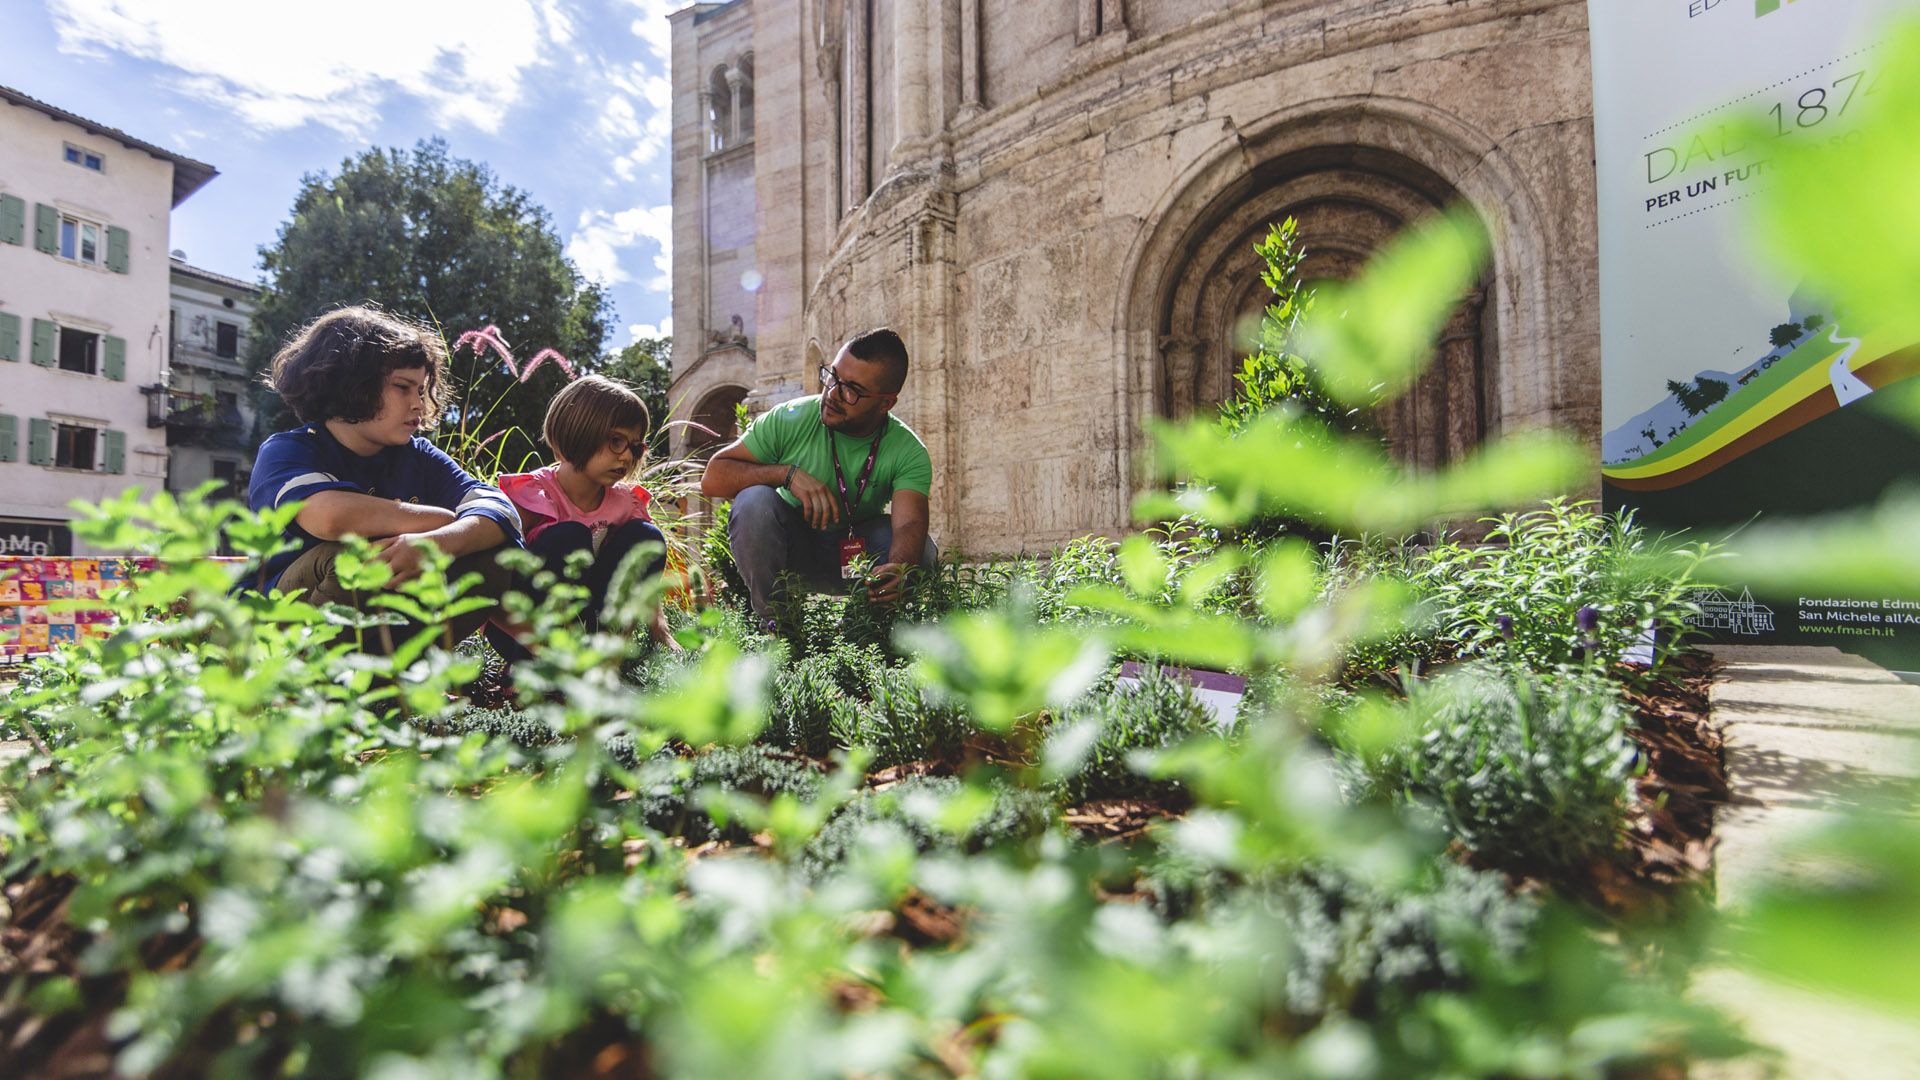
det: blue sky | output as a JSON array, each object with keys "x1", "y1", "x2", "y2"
[{"x1": 1, "y1": 0, "x2": 678, "y2": 347}]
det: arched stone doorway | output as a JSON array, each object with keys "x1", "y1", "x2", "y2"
[
  {"x1": 1157, "y1": 149, "x2": 1492, "y2": 472},
  {"x1": 1115, "y1": 99, "x2": 1558, "y2": 498},
  {"x1": 688, "y1": 384, "x2": 749, "y2": 457}
]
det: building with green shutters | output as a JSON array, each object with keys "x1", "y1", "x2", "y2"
[{"x1": 0, "y1": 84, "x2": 216, "y2": 556}]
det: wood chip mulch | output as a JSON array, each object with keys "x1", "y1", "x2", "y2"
[
  {"x1": 1559, "y1": 650, "x2": 1728, "y2": 916},
  {"x1": 1620, "y1": 651, "x2": 1727, "y2": 884},
  {"x1": 1062, "y1": 798, "x2": 1180, "y2": 842}
]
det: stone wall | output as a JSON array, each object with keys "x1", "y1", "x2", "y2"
[{"x1": 670, "y1": 0, "x2": 1600, "y2": 556}]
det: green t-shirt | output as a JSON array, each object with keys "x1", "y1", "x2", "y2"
[{"x1": 741, "y1": 395, "x2": 933, "y2": 524}]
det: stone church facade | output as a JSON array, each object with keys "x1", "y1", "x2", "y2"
[{"x1": 667, "y1": 0, "x2": 1598, "y2": 556}]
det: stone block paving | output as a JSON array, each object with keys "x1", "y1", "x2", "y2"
[{"x1": 1696, "y1": 645, "x2": 1920, "y2": 1080}]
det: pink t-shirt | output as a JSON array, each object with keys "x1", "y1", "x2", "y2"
[{"x1": 496, "y1": 465, "x2": 653, "y2": 550}]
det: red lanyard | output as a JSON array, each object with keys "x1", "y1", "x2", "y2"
[{"x1": 827, "y1": 419, "x2": 886, "y2": 522}]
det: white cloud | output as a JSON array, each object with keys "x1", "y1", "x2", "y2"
[
  {"x1": 46, "y1": 0, "x2": 576, "y2": 136},
  {"x1": 627, "y1": 318, "x2": 672, "y2": 345},
  {"x1": 621, "y1": 0, "x2": 677, "y2": 63},
  {"x1": 598, "y1": 63, "x2": 673, "y2": 181},
  {"x1": 594, "y1": 0, "x2": 677, "y2": 175},
  {"x1": 567, "y1": 204, "x2": 671, "y2": 290}
]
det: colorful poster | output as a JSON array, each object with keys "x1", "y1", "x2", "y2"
[
  {"x1": 1589, "y1": 0, "x2": 1920, "y2": 668},
  {"x1": 0, "y1": 556, "x2": 149, "y2": 660}
]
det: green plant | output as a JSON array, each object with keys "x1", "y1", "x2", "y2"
[
  {"x1": 1418, "y1": 498, "x2": 1712, "y2": 673},
  {"x1": 1271, "y1": 860, "x2": 1539, "y2": 1019},
  {"x1": 634, "y1": 746, "x2": 826, "y2": 844},
  {"x1": 763, "y1": 641, "x2": 891, "y2": 756},
  {"x1": 1362, "y1": 663, "x2": 1639, "y2": 873},
  {"x1": 828, "y1": 662, "x2": 974, "y2": 769},
  {"x1": 1047, "y1": 663, "x2": 1224, "y2": 803},
  {"x1": 797, "y1": 775, "x2": 1053, "y2": 882},
  {"x1": 1309, "y1": 534, "x2": 1447, "y2": 685},
  {"x1": 1216, "y1": 218, "x2": 1345, "y2": 440}
]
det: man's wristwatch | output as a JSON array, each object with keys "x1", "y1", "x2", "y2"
[{"x1": 783, "y1": 464, "x2": 797, "y2": 489}]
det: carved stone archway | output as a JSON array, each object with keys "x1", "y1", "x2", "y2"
[
  {"x1": 1115, "y1": 98, "x2": 1559, "y2": 508},
  {"x1": 1156, "y1": 153, "x2": 1491, "y2": 472},
  {"x1": 688, "y1": 384, "x2": 750, "y2": 457}
]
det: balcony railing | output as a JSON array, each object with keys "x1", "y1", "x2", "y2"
[{"x1": 143, "y1": 387, "x2": 252, "y2": 449}]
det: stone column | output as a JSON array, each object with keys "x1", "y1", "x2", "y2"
[
  {"x1": 815, "y1": 0, "x2": 844, "y2": 218},
  {"x1": 1438, "y1": 289, "x2": 1488, "y2": 463},
  {"x1": 846, "y1": 0, "x2": 871, "y2": 207},
  {"x1": 699, "y1": 88, "x2": 716, "y2": 153},
  {"x1": 1077, "y1": 0, "x2": 1098, "y2": 42},
  {"x1": 724, "y1": 66, "x2": 748, "y2": 147},
  {"x1": 891, "y1": 0, "x2": 933, "y2": 160},
  {"x1": 1160, "y1": 337, "x2": 1206, "y2": 418},
  {"x1": 957, "y1": 0, "x2": 982, "y2": 121}
]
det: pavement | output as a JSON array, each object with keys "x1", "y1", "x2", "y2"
[{"x1": 1695, "y1": 645, "x2": 1920, "y2": 1080}]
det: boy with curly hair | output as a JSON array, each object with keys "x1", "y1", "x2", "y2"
[{"x1": 248, "y1": 306, "x2": 521, "y2": 649}]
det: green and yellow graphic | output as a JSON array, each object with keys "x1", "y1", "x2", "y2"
[{"x1": 1603, "y1": 330, "x2": 1920, "y2": 491}]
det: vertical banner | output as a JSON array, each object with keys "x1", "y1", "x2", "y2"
[{"x1": 1590, "y1": 0, "x2": 1920, "y2": 668}]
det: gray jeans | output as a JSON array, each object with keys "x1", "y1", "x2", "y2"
[{"x1": 727, "y1": 485, "x2": 939, "y2": 616}]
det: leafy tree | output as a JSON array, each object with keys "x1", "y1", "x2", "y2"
[
  {"x1": 1803, "y1": 313, "x2": 1825, "y2": 332},
  {"x1": 247, "y1": 138, "x2": 611, "y2": 462},
  {"x1": 1768, "y1": 321, "x2": 1806, "y2": 348}
]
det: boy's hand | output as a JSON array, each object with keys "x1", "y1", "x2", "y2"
[
  {"x1": 785, "y1": 468, "x2": 840, "y2": 530},
  {"x1": 371, "y1": 534, "x2": 437, "y2": 587}
]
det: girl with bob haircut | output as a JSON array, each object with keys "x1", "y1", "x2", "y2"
[{"x1": 489, "y1": 375, "x2": 679, "y2": 657}]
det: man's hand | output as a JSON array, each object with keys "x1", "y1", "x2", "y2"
[
  {"x1": 371, "y1": 533, "x2": 437, "y2": 587},
  {"x1": 786, "y1": 468, "x2": 841, "y2": 530},
  {"x1": 867, "y1": 562, "x2": 908, "y2": 605}
]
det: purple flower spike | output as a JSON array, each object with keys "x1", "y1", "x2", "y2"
[
  {"x1": 1496, "y1": 614, "x2": 1514, "y2": 640},
  {"x1": 1576, "y1": 605, "x2": 1600, "y2": 632},
  {"x1": 518, "y1": 348, "x2": 576, "y2": 383},
  {"x1": 454, "y1": 325, "x2": 519, "y2": 379}
]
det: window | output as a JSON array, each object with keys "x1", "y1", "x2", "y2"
[
  {"x1": 58, "y1": 214, "x2": 103, "y2": 266},
  {"x1": 58, "y1": 328, "x2": 99, "y2": 375},
  {"x1": 63, "y1": 144, "x2": 104, "y2": 172},
  {"x1": 55, "y1": 423, "x2": 97, "y2": 470},
  {"x1": 211, "y1": 458, "x2": 239, "y2": 499},
  {"x1": 216, "y1": 321, "x2": 239, "y2": 359},
  {"x1": 215, "y1": 389, "x2": 240, "y2": 421}
]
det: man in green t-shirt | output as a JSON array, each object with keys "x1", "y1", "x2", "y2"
[{"x1": 699, "y1": 328, "x2": 937, "y2": 617}]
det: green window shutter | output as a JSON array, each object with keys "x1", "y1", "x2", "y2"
[
  {"x1": 28, "y1": 418, "x2": 52, "y2": 466},
  {"x1": 31, "y1": 319, "x2": 56, "y2": 366},
  {"x1": 0, "y1": 194, "x2": 24, "y2": 245},
  {"x1": 106, "y1": 226, "x2": 130, "y2": 274},
  {"x1": 103, "y1": 429, "x2": 126, "y2": 474},
  {"x1": 0, "y1": 312, "x2": 19, "y2": 361},
  {"x1": 0, "y1": 415, "x2": 16, "y2": 463},
  {"x1": 103, "y1": 335, "x2": 126, "y2": 380},
  {"x1": 33, "y1": 203, "x2": 57, "y2": 254}
]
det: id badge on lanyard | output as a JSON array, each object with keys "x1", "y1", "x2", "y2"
[
  {"x1": 839, "y1": 535, "x2": 866, "y2": 581},
  {"x1": 828, "y1": 419, "x2": 885, "y2": 580}
]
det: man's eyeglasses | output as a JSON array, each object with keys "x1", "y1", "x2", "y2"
[{"x1": 820, "y1": 365, "x2": 884, "y2": 406}]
